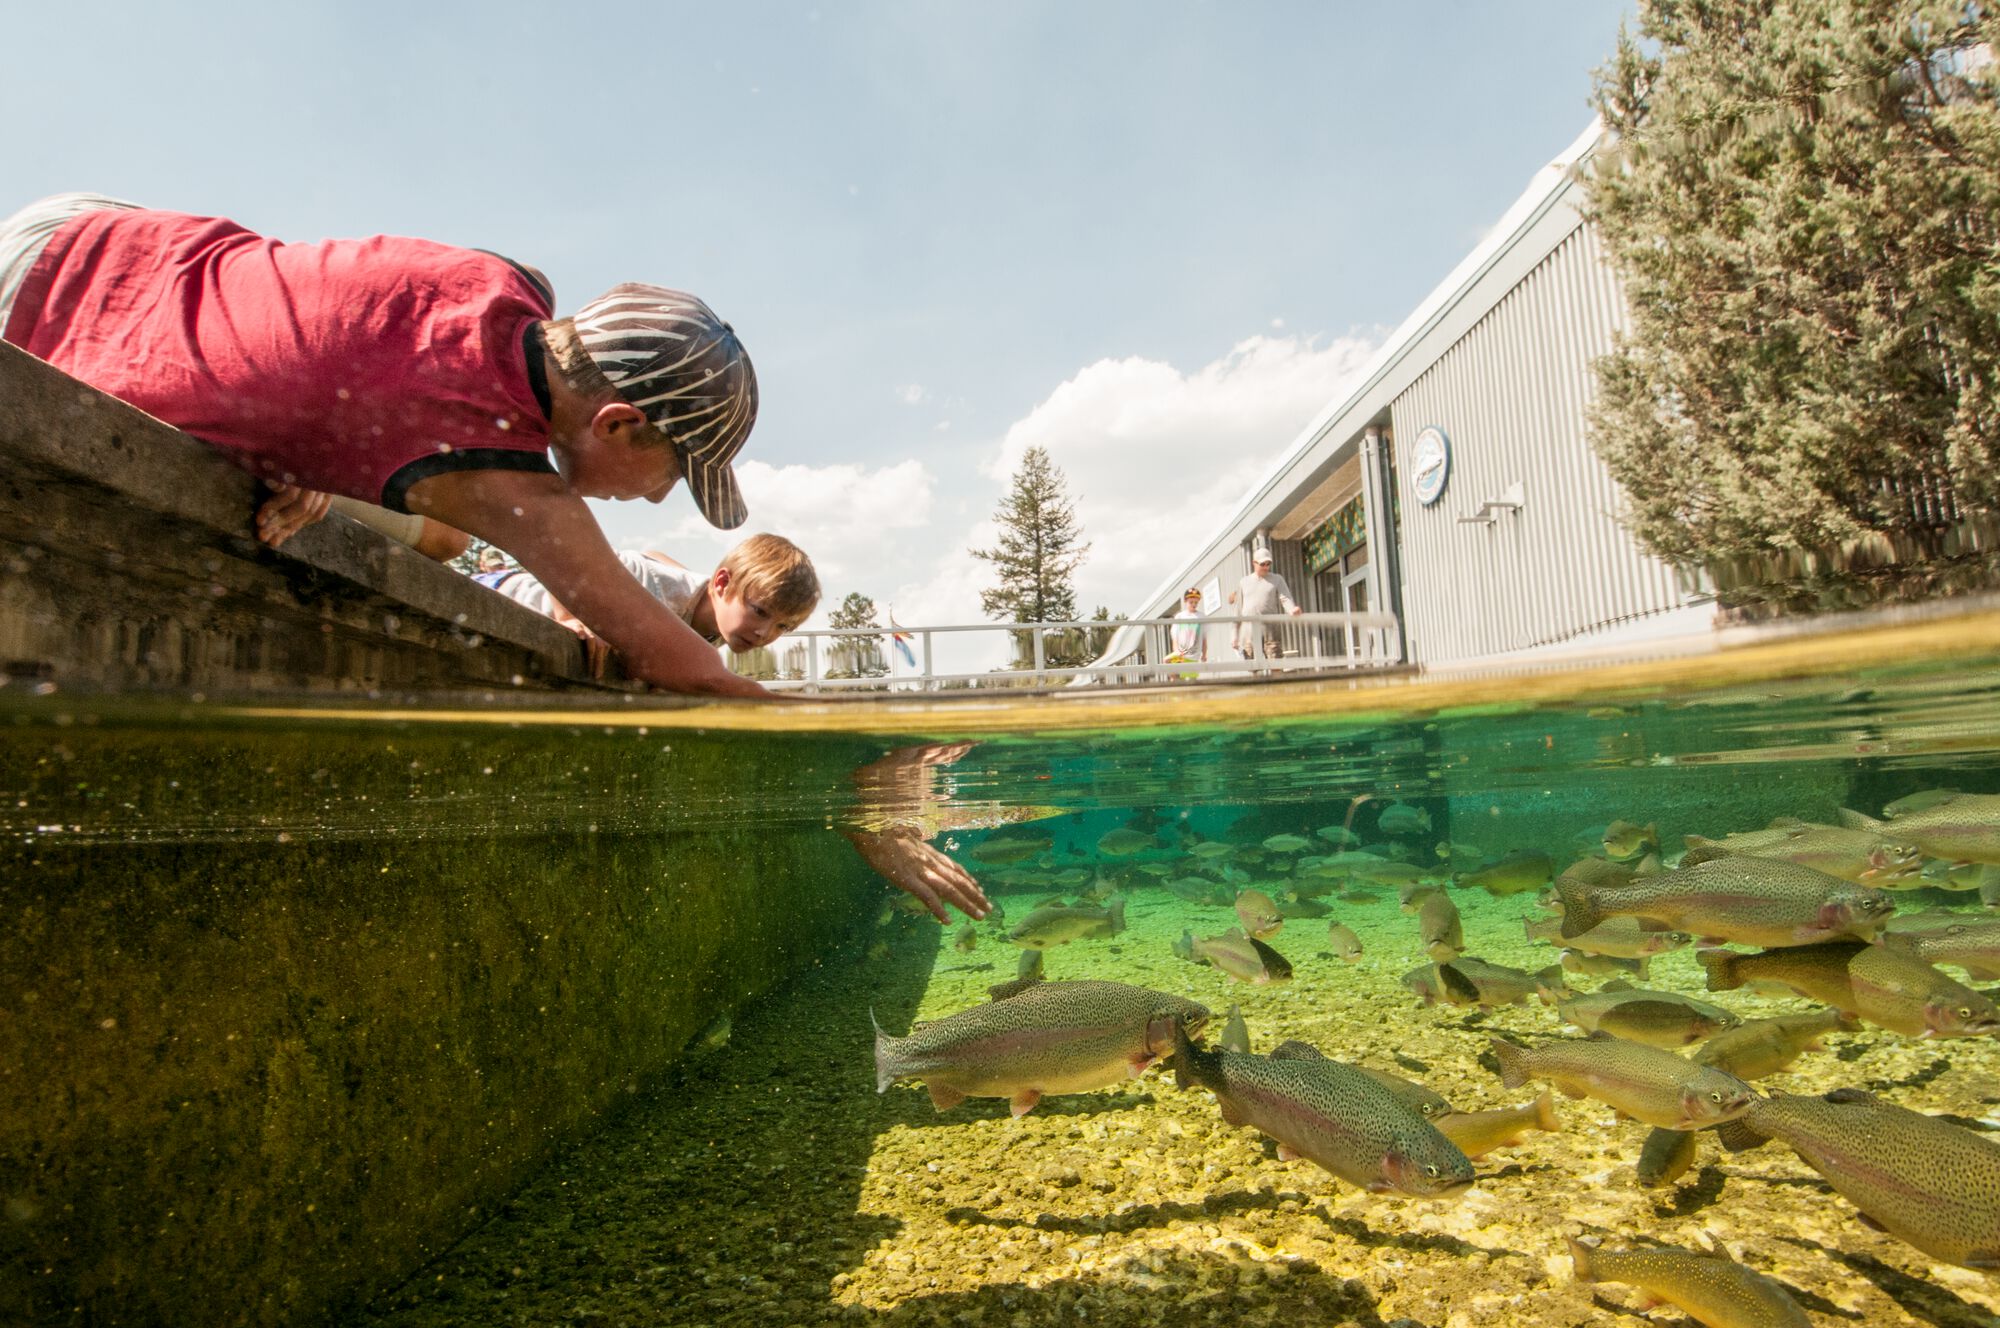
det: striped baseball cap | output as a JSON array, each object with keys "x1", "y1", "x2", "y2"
[{"x1": 571, "y1": 283, "x2": 757, "y2": 529}]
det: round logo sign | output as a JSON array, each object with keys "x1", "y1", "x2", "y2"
[{"x1": 1411, "y1": 426, "x2": 1451, "y2": 507}]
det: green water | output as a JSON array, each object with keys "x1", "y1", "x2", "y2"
[{"x1": 10, "y1": 638, "x2": 2000, "y2": 1326}]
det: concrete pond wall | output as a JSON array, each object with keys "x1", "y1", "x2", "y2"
[
  {"x1": 0, "y1": 708, "x2": 888, "y2": 1327},
  {"x1": 0, "y1": 345, "x2": 889, "y2": 1322}
]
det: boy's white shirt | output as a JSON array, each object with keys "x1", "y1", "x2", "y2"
[{"x1": 496, "y1": 551, "x2": 712, "y2": 641}]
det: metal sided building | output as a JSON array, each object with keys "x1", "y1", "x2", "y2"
[{"x1": 1124, "y1": 121, "x2": 1709, "y2": 667}]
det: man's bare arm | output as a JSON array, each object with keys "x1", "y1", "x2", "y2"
[{"x1": 407, "y1": 469, "x2": 770, "y2": 699}]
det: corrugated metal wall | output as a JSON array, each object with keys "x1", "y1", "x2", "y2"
[{"x1": 1391, "y1": 220, "x2": 1685, "y2": 663}]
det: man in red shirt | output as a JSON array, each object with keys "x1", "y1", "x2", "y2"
[{"x1": 1, "y1": 193, "x2": 774, "y2": 699}]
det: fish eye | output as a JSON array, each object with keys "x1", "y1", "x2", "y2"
[
  {"x1": 1960, "y1": 1007, "x2": 1973, "y2": 1019},
  {"x1": 1424, "y1": 1164, "x2": 1440, "y2": 1177},
  {"x1": 1710, "y1": 1092, "x2": 1722, "y2": 1102}
]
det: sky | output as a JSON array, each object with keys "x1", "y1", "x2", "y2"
[{"x1": 5, "y1": 1, "x2": 1637, "y2": 667}]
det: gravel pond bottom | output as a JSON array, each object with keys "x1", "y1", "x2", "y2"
[{"x1": 357, "y1": 884, "x2": 2000, "y2": 1328}]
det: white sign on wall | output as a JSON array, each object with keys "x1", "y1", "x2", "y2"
[{"x1": 1411, "y1": 426, "x2": 1451, "y2": 506}]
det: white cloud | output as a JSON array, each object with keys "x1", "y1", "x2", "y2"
[
  {"x1": 981, "y1": 331, "x2": 1381, "y2": 617},
  {"x1": 895, "y1": 383, "x2": 927, "y2": 405},
  {"x1": 592, "y1": 458, "x2": 935, "y2": 625}
]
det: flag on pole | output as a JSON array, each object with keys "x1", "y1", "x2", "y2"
[{"x1": 887, "y1": 611, "x2": 917, "y2": 669}]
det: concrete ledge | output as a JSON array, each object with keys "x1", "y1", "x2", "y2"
[{"x1": 0, "y1": 341, "x2": 614, "y2": 696}]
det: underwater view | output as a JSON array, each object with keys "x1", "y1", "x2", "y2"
[{"x1": 12, "y1": 614, "x2": 2000, "y2": 1327}]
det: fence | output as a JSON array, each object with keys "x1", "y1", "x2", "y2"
[{"x1": 744, "y1": 611, "x2": 1404, "y2": 693}]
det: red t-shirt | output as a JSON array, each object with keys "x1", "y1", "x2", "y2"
[{"x1": 3, "y1": 208, "x2": 558, "y2": 512}]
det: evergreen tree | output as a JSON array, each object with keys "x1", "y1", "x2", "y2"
[
  {"x1": 1085, "y1": 604, "x2": 1120, "y2": 659},
  {"x1": 972, "y1": 446, "x2": 1092, "y2": 666},
  {"x1": 1584, "y1": 2, "x2": 2000, "y2": 602},
  {"x1": 826, "y1": 592, "x2": 888, "y2": 679}
]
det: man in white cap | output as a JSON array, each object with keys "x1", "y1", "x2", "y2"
[
  {"x1": 0, "y1": 193, "x2": 765, "y2": 698},
  {"x1": 1231, "y1": 548, "x2": 1301, "y2": 665}
]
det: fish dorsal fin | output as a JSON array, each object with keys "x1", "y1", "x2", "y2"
[
  {"x1": 1683, "y1": 834, "x2": 1719, "y2": 849},
  {"x1": 1823, "y1": 1086, "x2": 1881, "y2": 1106},
  {"x1": 1837, "y1": 808, "x2": 1883, "y2": 832},
  {"x1": 1584, "y1": 1030, "x2": 1617, "y2": 1042},
  {"x1": 1223, "y1": 927, "x2": 1246, "y2": 940},
  {"x1": 1270, "y1": 1039, "x2": 1327, "y2": 1061},
  {"x1": 1602, "y1": 979, "x2": 1635, "y2": 992},
  {"x1": 1767, "y1": 815, "x2": 1810, "y2": 830},
  {"x1": 1678, "y1": 843, "x2": 1735, "y2": 868},
  {"x1": 987, "y1": 974, "x2": 1044, "y2": 1002}
]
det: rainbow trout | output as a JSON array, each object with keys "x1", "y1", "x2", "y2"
[
  {"x1": 1434, "y1": 957, "x2": 1540, "y2": 1008},
  {"x1": 1717, "y1": 1088, "x2": 2000, "y2": 1270},
  {"x1": 1174, "y1": 1024, "x2": 1474, "y2": 1198},
  {"x1": 1007, "y1": 897, "x2": 1125, "y2": 949},
  {"x1": 873, "y1": 979, "x2": 1210, "y2": 1117},
  {"x1": 1568, "y1": 1238, "x2": 1808, "y2": 1326},
  {"x1": 1881, "y1": 918, "x2": 2000, "y2": 980},
  {"x1": 1698, "y1": 942, "x2": 2000, "y2": 1038},
  {"x1": 1234, "y1": 889, "x2": 1284, "y2": 939},
  {"x1": 1456, "y1": 850, "x2": 1554, "y2": 897},
  {"x1": 1561, "y1": 917, "x2": 1692, "y2": 961},
  {"x1": 1557, "y1": 986, "x2": 1737, "y2": 1037},
  {"x1": 1685, "y1": 820, "x2": 1922, "y2": 885},
  {"x1": 1434, "y1": 1091, "x2": 1559, "y2": 1158},
  {"x1": 1691, "y1": 1010, "x2": 1852, "y2": 1081},
  {"x1": 1403, "y1": 963, "x2": 1480, "y2": 1007},
  {"x1": 1555, "y1": 848, "x2": 1894, "y2": 948},
  {"x1": 1490, "y1": 1035, "x2": 1755, "y2": 1130},
  {"x1": 1326, "y1": 921, "x2": 1363, "y2": 961},
  {"x1": 1842, "y1": 793, "x2": 2000, "y2": 864},
  {"x1": 1602, "y1": 820, "x2": 1659, "y2": 860},
  {"x1": 1191, "y1": 929, "x2": 1292, "y2": 984},
  {"x1": 1418, "y1": 891, "x2": 1463, "y2": 961},
  {"x1": 1594, "y1": 999, "x2": 1739, "y2": 1050},
  {"x1": 1561, "y1": 949, "x2": 1650, "y2": 980}
]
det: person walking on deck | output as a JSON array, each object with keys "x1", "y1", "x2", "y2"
[{"x1": 1231, "y1": 549, "x2": 1300, "y2": 663}]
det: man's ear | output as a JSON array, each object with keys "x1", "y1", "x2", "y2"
[
  {"x1": 589, "y1": 399, "x2": 647, "y2": 440},
  {"x1": 712, "y1": 566, "x2": 732, "y2": 596}
]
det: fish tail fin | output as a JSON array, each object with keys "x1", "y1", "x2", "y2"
[
  {"x1": 1171, "y1": 1016, "x2": 1218, "y2": 1093},
  {"x1": 1696, "y1": 948, "x2": 1742, "y2": 992},
  {"x1": 1532, "y1": 1088, "x2": 1558, "y2": 1134},
  {"x1": 871, "y1": 1008, "x2": 902, "y2": 1094},
  {"x1": 1490, "y1": 1037, "x2": 1530, "y2": 1091},
  {"x1": 1714, "y1": 1116, "x2": 1770, "y2": 1153},
  {"x1": 1551, "y1": 873, "x2": 1601, "y2": 939},
  {"x1": 1566, "y1": 1237, "x2": 1597, "y2": 1284},
  {"x1": 1106, "y1": 896, "x2": 1127, "y2": 936}
]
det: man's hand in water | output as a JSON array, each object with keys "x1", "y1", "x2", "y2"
[{"x1": 844, "y1": 824, "x2": 990, "y2": 923}]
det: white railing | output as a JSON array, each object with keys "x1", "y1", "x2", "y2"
[{"x1": 742, "y1": 611, "x2": 1404, "y2": 693}]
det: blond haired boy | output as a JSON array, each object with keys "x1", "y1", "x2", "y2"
[{"x1": 494, "y1": 533, "x2": 819, "y2": 670}]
